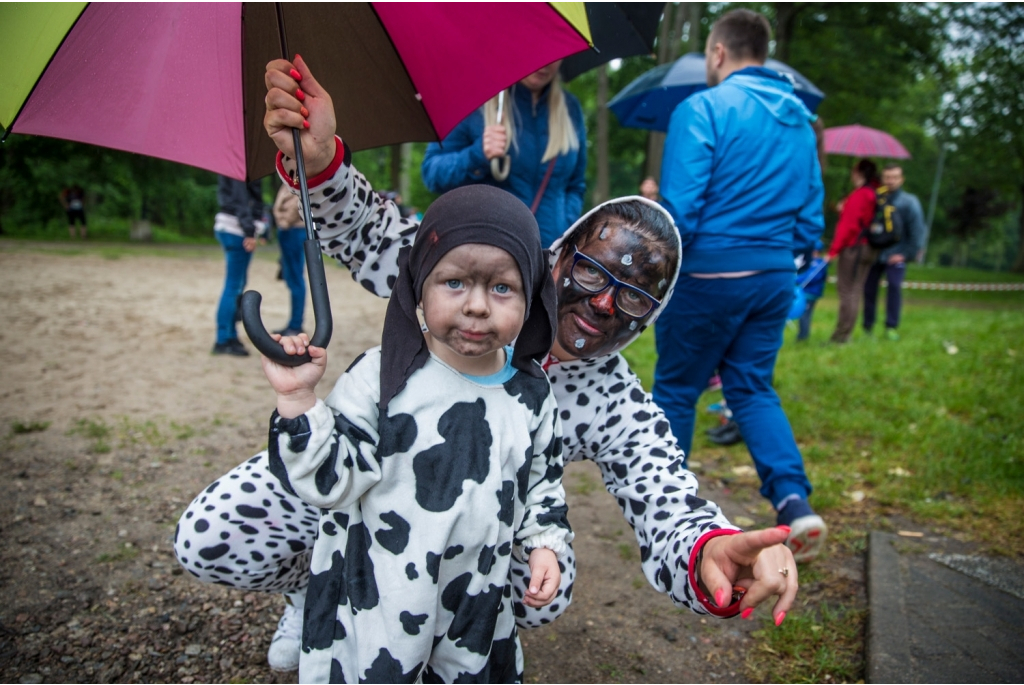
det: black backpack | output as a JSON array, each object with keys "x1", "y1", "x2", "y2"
[{"x1": 866, "y1": 186, "x2": 904, "y2": 249}]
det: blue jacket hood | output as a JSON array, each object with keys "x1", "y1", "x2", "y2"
[{"x1": 726, "y1": 67, "x2": 815, "y2": 128}]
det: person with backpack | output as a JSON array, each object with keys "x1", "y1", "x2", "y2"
[
  {"x1": 861, "y1": 163, "x2": 926, "y2": 340},
  {"x1": 826, "y1": 159, "x2": 880, "y2": 344}
]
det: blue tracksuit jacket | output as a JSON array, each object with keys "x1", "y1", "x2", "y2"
[{"x1": 660, "y1": 66, "x2": 824, "y2": 273}]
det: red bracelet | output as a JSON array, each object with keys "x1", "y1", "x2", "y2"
[
  {"x1": 689, "y1": 528, "x2": 743, "y2": 617},
  {"x1": 275, "y1": 136, "x2": 346, "y2": 190}
]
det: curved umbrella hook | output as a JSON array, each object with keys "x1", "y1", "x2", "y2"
[{"x1": 241, "y1": 3, "x2": 333, "y2": 367}]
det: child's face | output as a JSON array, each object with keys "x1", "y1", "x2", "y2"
[{"x1": 420, "y1": 244, "x2": 526, "y2": 374}]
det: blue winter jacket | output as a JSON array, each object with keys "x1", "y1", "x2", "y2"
[
  {"x1": 421, "y1": 84, "x2": 587, "y2": 248},
  {"x1": 660, "y1": 66, "x2": 824, "y2": 274}
]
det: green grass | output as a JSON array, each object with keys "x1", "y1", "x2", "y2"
[
  {"x1": 2, "y1": 216, "x2": 217, "y2": 244},
  {"x1": 95, "y1": 543, "x2": 140, "y2": 564},
  {"x1": 10, "y1": 420, "x2": 50, "y2": 435},
  {"x1": 747, "y1": 603, "x2": 865, "y2": 683},
  {"x1": 623, "y1": 274, "x2": 1024, "y2": 554}
]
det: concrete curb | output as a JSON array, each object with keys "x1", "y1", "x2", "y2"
[{"x1": 867, "y1": 531, "x2": 916, "y2": 683}]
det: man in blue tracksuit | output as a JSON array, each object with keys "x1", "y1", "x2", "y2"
[{"x1": 654, "y1": 9, "x2": 827, "y2": 562}]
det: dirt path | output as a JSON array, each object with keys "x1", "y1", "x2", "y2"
[{"x1": 0, "y1": 241, "x2": 860, "y2": 683}]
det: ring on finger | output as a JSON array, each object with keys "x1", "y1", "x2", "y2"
[{"x1": 779, "y1": 568, "x2": 789, "y2": 577}]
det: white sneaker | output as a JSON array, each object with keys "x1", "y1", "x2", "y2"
[
  {"x1": 267, "y1": 601, "x2": 303, "y2": 672},
  {"x1": 786, "y1": 514, "x2": 827, "y2": 562}
]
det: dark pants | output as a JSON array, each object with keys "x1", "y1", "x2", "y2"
[
  {"x1": 653, "y1": 271, "x2": 813, "y2": 508},
  {"x1": 863, "y1": 260, "x2": 906, "y2": 331},
  {"x1": 277, "y1": 228, "x2": 307, "y2": 331},
  {"x1": 831, "y1": 244, "x2": 877, "y2": 343}
]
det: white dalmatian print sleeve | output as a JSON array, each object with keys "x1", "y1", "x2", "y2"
[
  {"x1": 277, "y1": 141, "x2": 408, "y2": 298},
  {"x1": 516, "y1": 392, "x2": 573, "y2": 561},
  {"x1": 546, "y1": 354, "x2": 739, "y2": 614}
]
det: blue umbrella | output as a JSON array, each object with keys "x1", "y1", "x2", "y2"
[{"x1": 608, "y1": 52, "x2": 824, "y2": 131}]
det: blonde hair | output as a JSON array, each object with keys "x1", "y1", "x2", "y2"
[{"x1": 482, "y1": 75, "x2": 579, "y2": 164}]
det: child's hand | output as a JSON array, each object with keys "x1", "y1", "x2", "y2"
[
  {"x1": 260, "y1": 333, "x2": 328, "y2": 418},
  {"x1": 524, "y1": 548, "x2": 560, "y2": 608}
]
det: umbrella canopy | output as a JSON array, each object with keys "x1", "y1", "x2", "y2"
[
  {"x1": 0, "y1": 2, "x2": 592, "y2": 181},
  {"x1": 823, "y1": 124, "x2": 911, "y2": 159},
  {"x1": 559, "y1": 2, "x2": 663, "y2": 82},
  {"x1": 608, "y1": 52, "x2": 825, "y2": 132}
]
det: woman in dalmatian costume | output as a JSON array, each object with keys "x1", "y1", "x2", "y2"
[{"x1": 175, "y1": 56, "x2": 798, "y2": 675}]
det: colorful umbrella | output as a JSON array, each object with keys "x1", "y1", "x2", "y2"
[
  {"x1": 0, "y1": 2, "x2": 592, "y2": 181},
  {"x1": 608, "y1": 52, "x2": 824, "y2": 131},
  {"x1": 0, "y1": 2, "x2": 592, "y2": 365},
  {"x1": 559, "y1": 3, "x2": 663, "y2": 81},
  {"x1": 823, "y1": 124, "x2": 911, "y2": 159}
]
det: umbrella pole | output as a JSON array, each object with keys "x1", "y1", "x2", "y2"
[{"x1": 240, "y1": 2, "x2": 333, "y2": 367}]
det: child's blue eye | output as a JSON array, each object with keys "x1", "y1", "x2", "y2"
[
  {"x1": 446, "y1": 279, "x2": 462, "y2": 289},
  {"x1": 494, "y1": 284, "x2": 510, "y2": 294}
]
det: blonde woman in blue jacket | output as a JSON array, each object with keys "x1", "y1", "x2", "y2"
[{"x1": 421, "y1": 60, "x2": 587, "y2": 248}]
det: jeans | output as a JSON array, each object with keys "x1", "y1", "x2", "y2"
[
  {"x1": 797, "y1": 298, "x2": 817, "y2": 341},
  {"x1": 653, "y1": 271, "x2": 812, "y2": 508},
  {"x1": 277, "y1": 228, "x2": 307, "y2": 331},
  {"x1": 863, "y1": 260, "x2": 906, "y2": 331},
  {"x1": 215, "y1": 231, "x2": 252, "y2": 344}
]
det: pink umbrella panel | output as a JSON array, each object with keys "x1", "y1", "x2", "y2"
[
  {"x1": 823, "y1": 124, "x2": 911, "y2": 160},
  {"x1": 3, "y1": 2, "x2": 592, "y2": 181}
]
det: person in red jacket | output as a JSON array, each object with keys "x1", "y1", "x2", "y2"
[{"x1": 827, "y1": 159, "x2": 879, "y2": 344}]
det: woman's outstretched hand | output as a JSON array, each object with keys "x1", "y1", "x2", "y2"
[
  {"x1": 264, "y1": 55, "x2": 337, "y2": 178},
  {"x1": 699, "y1": 526, "x2": 798, "y2": 626}
]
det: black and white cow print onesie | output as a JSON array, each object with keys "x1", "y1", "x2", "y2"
[
  {"x1": 175, "y1": 139, "x2": 738, "y2": 627},
  {"x1": 269, "y1": 347, "x2": 571, "y2": 683}
]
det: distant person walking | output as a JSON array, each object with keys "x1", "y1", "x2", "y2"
[
  {"x1": 60, "y1": 184, "x2": 87, "y2": 239},
  {"x1": 271, "y1": 183, "x2": 306, "y2": 337},
  {"x1": 654, "y1": 9, "x2": 827, "y2": 561},
  {"x1": 862, "y1": 164, "x2": 925, "y2": 340},
  {"x1": 640, "y1": 176, "x2": 660, "y2": 202},
  {"x1": 827, "y1": 159, "x2": 880, "y2": 344},
  {"x1": 213, "y1": 176, "x2": 264, "y2": 357},
  {"x1": 421, "y1": 60, "x2": 587, "y2": 248}
]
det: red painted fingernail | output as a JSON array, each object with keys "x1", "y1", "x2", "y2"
[
  {"x1": 303, "y1": 120, "x2": 310, "y2": 130},
  {"x1": 741, "y1": 607, "x2": 754, "y2": 620},
  {"x1": 715, "y1": 588, "x2": 727, "y2": 607},
  {"x1": 290, "y1": 68, "x2": 302, "y2": 81},
  {"x1": 300, "y1": 106, "x2": 309, "y2": 118},
  {"x1": 777, "y1": 525, "x2": 791, "y2": 535},
  {"x1": 296, "y1": 88, "x2": 305, "y2": 102},
  {"x1": 775, "y1": 611, "x2": 786, "y2": 627}
]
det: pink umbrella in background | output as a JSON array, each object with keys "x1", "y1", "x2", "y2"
[{"x1": 823, "y1": 124, "x2": 912, "y2": 159}]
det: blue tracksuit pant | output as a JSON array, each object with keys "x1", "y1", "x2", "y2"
[{"x1": 653, "y1": 270, "x2": 812, "y2": 508}]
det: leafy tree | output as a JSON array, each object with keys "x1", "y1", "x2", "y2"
[{"x1": 941, "y1": 3, "x2": 1024, "y2": 271}]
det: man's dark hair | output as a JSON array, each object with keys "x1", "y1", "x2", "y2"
[
  {"x1": 883, "y1": 163, "x2": 903, "y2": 173},
  {"x1": 856, "y1": 159, "x2": 879, "y2": 184},
  {"x1": 710, "y1": 9, "x2": 771, "y2": 63}
]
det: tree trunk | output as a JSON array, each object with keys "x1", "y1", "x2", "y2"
[
  {"x1": 1013, "y1": 184, "x2": 1024, "y2": 272},
  {"x1": 389, "y1": 144, "x2": 402, "y2": 193},
  {"x1": 668, "y1": 2, "x2": 686, "y2": 62},
  {"x1": 773, "y1": 2, "x2": 801, "y2": 63},
  {"x1": 644, "y1": 3, "x2": 674, "y2": 183},
  {"x1": 686, "y1": 2, "x2": 703, "y2": 53},
  {"x1": 594, "y1": 65, "x2": 610, "y2": 205},
  {"x1": 399, "y1": 142, "x2": 413, "y2": 202}
]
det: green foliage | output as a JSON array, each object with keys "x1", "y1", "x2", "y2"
[
  {"x1": 10, "y1": 420, "x2": 50, "y2": 435},
  {"x1": 0, "y1": 134, "x2": 220, "y2": 238},
  {"x1": 747, "y1": 603, "x2": 865, "y2": 683}
]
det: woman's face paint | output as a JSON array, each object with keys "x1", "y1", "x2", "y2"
[{"x1": 552, "y1": 223, "x2": 674, "y2": 359}]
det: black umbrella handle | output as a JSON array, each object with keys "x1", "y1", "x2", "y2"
[
  {"x1": 241, "y1": 239, "x2": 333, "y2": 366},
  {"x1": 241, "y1": 126, "x2": 333, "y2": 367}
]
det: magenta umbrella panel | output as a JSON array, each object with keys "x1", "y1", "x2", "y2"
[
  {"x1": 2, "y1": 2, "x2": 592, "y2": 181},
  {"x1": 823, "y1": 124, "x2": 911, "y2": 160}
]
